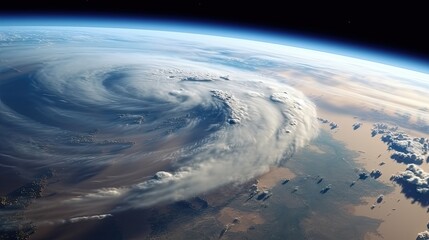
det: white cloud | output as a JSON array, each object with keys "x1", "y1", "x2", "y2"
[
  {"x1": 376, "y1": 194, "x2": 384, "y2": 203},
  {"x1": 370, "y1": 169, "x2": 382, "y2": 179},
  {"x1": 116, "y1": 82, "x2": 319, "y2": 208},
  {"x1": 392, "y1": 164, "x2": 429, "y2": 194},
  {"x1": 417, "y1": 230, "x2": 429, "y2": 240},
  {"x1": 68, "y1": 214, "x2": 112, "y2": 223},
  {"x1": 65, "y1": 188, "x2": 125, "y2": 203},
  {"x1": 391, "y1": 152, "x2": 425, "y2": 164},
  {"x1": 372, "y1": 123, "x2": 429, "y2": 165},
  {"x1": 352, "y1": 122, "x2": 362, "y2": 130}
]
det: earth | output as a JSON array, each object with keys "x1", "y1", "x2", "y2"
[{"x1": 0, "y1": 25, "x2": 429, "y2": 240}]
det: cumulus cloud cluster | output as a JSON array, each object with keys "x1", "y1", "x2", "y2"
[
  {"x1": 372, "y1": 123, "x2": 429, "y2": 165},
  {"x1": 391, "y1": 164, "x2": 429, "y2": 194},
  {"x1": 317, "y1": 117, "x2": 338, "y2": 129},
  {"x1": 417, "y1": 231, "x2": 429, "y2": 240},
  {"x1": 391, "y1": 152, "x2": 425, "y2": 164},
  {"x1": 370, "y1": 169, "x2": 382, "y2": 179}
]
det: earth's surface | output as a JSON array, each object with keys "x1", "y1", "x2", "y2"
[{"x1": 1, "y1": 25, "x2": 429, "y2": 240}]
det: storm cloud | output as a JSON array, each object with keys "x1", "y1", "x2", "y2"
[{"x1": 0, "y1": 27, "x2": 319, "y2": 224}]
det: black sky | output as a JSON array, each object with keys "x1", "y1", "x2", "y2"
[{"x1": 1, "y1": 1, "x2": 429, "y2": 63}]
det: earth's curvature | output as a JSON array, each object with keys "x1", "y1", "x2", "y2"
[{"x1": 1, "y1": 25, "x2": 429, "y2": 240}]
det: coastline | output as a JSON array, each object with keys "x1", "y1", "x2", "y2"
[{"x1": 318, "y1": 108, "x2": 429, "y2": 240}]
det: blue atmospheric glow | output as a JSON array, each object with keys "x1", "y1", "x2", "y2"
[{"x1": 0, "y1": 15, "x2": 428, "y2": 74}]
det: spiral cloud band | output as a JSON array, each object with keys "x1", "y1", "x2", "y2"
[{"x1": 0, "y1": 27, "x2": 318, "y2": 221}]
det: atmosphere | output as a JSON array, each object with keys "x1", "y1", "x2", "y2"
[{"x1": 1, "y1": 16, "x2": 428, "y2": 74}]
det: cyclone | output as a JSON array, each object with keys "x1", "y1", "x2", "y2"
[{"x1": 0, "y1": 27, "x2": 318, "y2": 224}]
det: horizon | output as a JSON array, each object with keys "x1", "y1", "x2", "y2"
[{"x1": 0, "y1": 16, "x2": 428, "y2": 74}]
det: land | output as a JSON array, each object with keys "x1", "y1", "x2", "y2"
[
  {"x1": 311, "y1": 104, "x2": 429, "y2": 240},
  {"x1": 320, "y1": 112, "x2": 429, "y2": 240}
]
